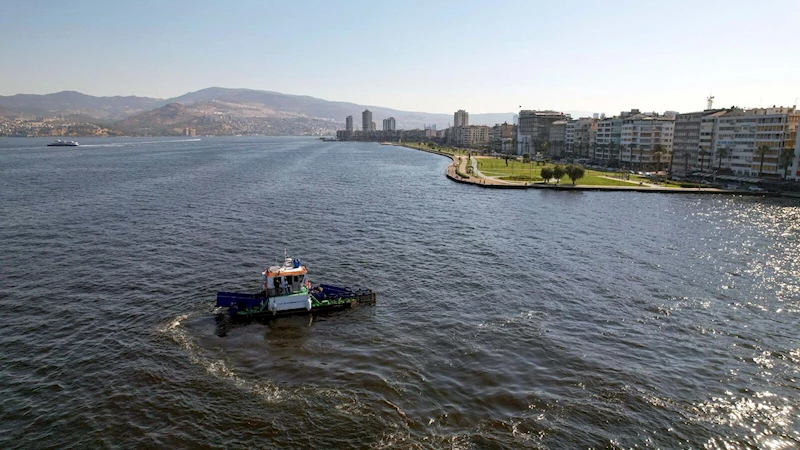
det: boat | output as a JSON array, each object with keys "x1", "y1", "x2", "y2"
[
  {"x1": 47, "y1": 139, "x2": 79, "y2": 147},
  {"x1": 215, "y1": 252, "x2": 376, "y2": 320}
]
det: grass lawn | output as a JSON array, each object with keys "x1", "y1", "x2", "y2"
[{"x1": 476, "y1": 157, "x2": 690, "y2": 187}]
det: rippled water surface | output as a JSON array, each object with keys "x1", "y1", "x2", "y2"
[{"x1": 1, "y1": 136, "x2": 798, "y2": 448}]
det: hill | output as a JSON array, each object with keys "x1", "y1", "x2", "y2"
[
  {"x1": 114, "y1": 101, "x2": 339, "y2": 136},
  {"x1": 0, "y1": 87, "x2": 517, "y2": 134},
  {"x1": 0, "y1": 91, "x2": 162, "y2": 120}
]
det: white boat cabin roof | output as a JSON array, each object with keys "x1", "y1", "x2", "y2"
[{"x1": 262, "y1": 257, "x2": 307, "y2": 278}]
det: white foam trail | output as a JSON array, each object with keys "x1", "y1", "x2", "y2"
[
  {"x1": 79, "y1": 138, "x2": 202, "y2": 148},
  {"x1": 156, "y1": 313, "x2": 284, "y2": 402}
]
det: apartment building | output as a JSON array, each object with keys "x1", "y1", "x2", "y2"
[
  {"x1": 565, "y1": 117, "x2": 598, "y2": 158},
  {"x1": 713, "y1": 106, "x2": 799, "y2": 177},
  {"x1": 449, "y1": 125, "x2": 489, "y2": 147},
  {"x1": 454, "y1": 110, "x2": 469, "y2": 127},
  {"x1": 549, "y1": 120, "x2": 567, "y2": 157},
  {"x1": 620, "y1": 114, "x2": 675, "y2": 170},
  {"x1": 345, "y1": 115, "x2": 354, "y2": 132},
  {"x1": 517, "y1": 110, "x2": 566, "y2": 155},
  {"x1": 382, "y1": 117, "x2": 396, "y2": 131},
  {"x1": 362, "y1": 110, "x2": 373, "y2": 132},
  {"x1": 672, "y1": 109, "x2": 727, "y2": 176},
  {"x1": 594, "y1": 116, "x2": 622, "y2": 162},
  {"x1": 792, "y1": 134, "x2": 800, "y2": 180}
]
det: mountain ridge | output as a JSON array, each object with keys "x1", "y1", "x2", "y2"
[
  {"x1": 0, "y1": 87, "x2": 516, "y2": 130},
  {"x1": 0, "y1": 87, "x2": 534, "y2": 136}
]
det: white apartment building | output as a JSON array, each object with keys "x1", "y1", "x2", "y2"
[
  {"x1": 792, "y1": 133, "x2": 800, "y2": 180},
  {"x1": 449, "y1": 125, "x2": 489, "y2": 147},
  {"x1": 672, "y1": 109, "x2": 727, "y2": 176},
  {"x1": 620, "y1": 114, "x2": 674, "y2": 170},
  {"x1": 713, "y1": 106, "x2": 799, "y2": 177},
  {"x1": 565, "y1": 117, "x2": 598, "y2": 158},
  {"x1": 594, "y1": 117, "x2": 623, "y2": 162}
]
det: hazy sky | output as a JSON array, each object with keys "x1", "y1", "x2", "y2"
[{"x1": 2, "y1": 0, "x2": 799, "y2": 115}]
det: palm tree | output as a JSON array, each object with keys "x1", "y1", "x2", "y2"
[
  {"x1": 716, "y1": 147, "x2": 730, "y2": 171},
  {"x1": 668, "y1": 148, "x2": 675, "y2": 178},
  {"x1": 629, "y1": 143, "x2": 636, "y2": 169},
  {"x1": 779, "y1": 147, "x2": 795, "y2": 179},
  {"x1": 698, "y1": 149, "x2": 708, "y2": 172},
  {"x1": 756, "y1": 145, "x2": 770, "y2": 177},
  {"x1": 652, "y1": 145, "x2": 664, "y2": 173},
  {"x1": 638, "y1": 146, "x2": 645, "y2": 172}
]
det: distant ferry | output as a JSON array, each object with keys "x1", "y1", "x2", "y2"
[{"x1": 47, "y1": 139, "x2": 79, "y2": 147}]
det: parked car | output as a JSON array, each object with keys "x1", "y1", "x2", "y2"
[{"x1": 748, "y1": 186, "x2": 764, "y2": 192}]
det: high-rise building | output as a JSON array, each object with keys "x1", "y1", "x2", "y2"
[
  {"x1": 383, "y1": 117, "x2": 396, "y2": 131},
  {"x1": 345, "y1": 115, "x2": 354, "y2": 132},
  {"x1": 454, "y1": 110, "x2": 469, "y2": 127},
  {"x1": 362, "y1": 110, "x2": 372, "y2": 132}
]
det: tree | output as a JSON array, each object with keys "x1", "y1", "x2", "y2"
[
  {"x1": 612, "y1": 143, "x2": 622, "y2": 167},
  {"x1": 565, "y1": 164, "x2": 586, "y2": 185},
  {"x1": 779, "y1": 148, "x2": 795, "y2": 179},
  {"x1": 522, "y1": 152, "x2": 530, "y2": 163},
  {"x1": 540, "y1": 166, "x2": 553, "y2": 183},
  {"x1": 698, "y1": 149, "x2": 708, "y2": 172},
  {"x1": 756, "y1": 145, "x2": 770, "y2": 177},
  {"x1": 652, "y1": 145, "x2": 664, "y2": 173},
  {"x1": 638, "y1": 147, "x2": 645, "y2": 172},
  {"x1": 628, "y1": 144, "x2": 636, "y2": 170},
  {"x1": 716, "y1": 147, "x2": 730, "y2": 171},
  {"x1": 668, "y1": 148, "x2": 675, "y2": 178},
  {"x1": 552, "y1": 164, "x2": 566, "y2": 184},
  {"x1": 539, "y1": 141, "x2": 550, "y2": 156}
]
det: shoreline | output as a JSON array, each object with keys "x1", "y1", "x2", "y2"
[{"x1": 397, "y1": 144, "x2": 785, "y2": 197}]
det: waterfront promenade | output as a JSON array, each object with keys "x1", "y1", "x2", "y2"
[{"x1": 401, "y1": 144, "x2": 775, "y2": 196}]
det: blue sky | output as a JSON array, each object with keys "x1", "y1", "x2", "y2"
[{"x1": 1, "y1": 0, "x2": 798, "y2": 115}]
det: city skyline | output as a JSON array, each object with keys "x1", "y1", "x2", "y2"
[{"x1": 1, "y1": 1, "x2": 799, "y2": 115}]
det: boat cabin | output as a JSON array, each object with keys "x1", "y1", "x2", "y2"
[{"x1": 263, "y1": 257, "x2": 308, "y2": 296}]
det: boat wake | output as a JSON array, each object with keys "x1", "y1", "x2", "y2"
[
  {"x1": 156, "y1": 313, "x2": 285, "y2": 403},
  {"x1": 80, "y1": 138, "x2": 201, "y2": 148}
]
